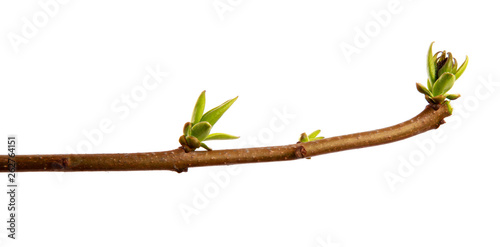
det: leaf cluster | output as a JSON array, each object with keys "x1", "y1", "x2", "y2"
[
  {"x1": 179, "y1": 91, "x2": 239, "y2": 151},
  {"x1": 417, "y1": 42, "x2": 468, "y2": 105}
]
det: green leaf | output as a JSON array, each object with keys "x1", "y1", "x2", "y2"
[
  {"x1": 190, "y1": 121, "x2": 212, "y2": 141},
  {"x1": 200, "y1": 96, "x2": 238, "y2": 126},
  {"x1": 452, "y1": 57, "x2": 458, "y2": 74},
  {"x1": 416, "y1": 83, "x2": 432, "y2": 96},
  {"x1": 308, "y1": 130, "x2": 321, "y2": 139},
  {"x1": 427, "y1": 41, "x2": 437, "y2": 83},
  {"x1": 310, "y1": 137, "x2": 324, "y2": 141},
  {"x1": 437, "y1": 52, "x2": 454, "y2": 78},
  {"x1": 204, "y1": 133, "x2": 239, "y2": 141},
  {"x1": 300, "y1": 130, "x2": 324, "y2": 142},
  {"x1": 445, "y1": 93, "x2": 461, "y2": 100},
  {"x1": 432, "y1": 72, "x2": 456, "y2": 96},
  {"x1": 455, "y1": 55, "x2": 468, "y2": 80},
  {"x1": 427, "y1": 79, "x2": 433, "y2": 92},
  {"x1": 200, "y1": 142, "x2": 212, "y2": 151},
  {"x1": 183, "y1": 122, "x2": 192, "y2": 136},
  {"x1": 191, "y1": 91, "x2": 206, "y2": 124}
]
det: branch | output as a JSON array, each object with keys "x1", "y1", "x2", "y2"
[{"x1": 0, "y1": 103, "x2": 451, "y2": 173}]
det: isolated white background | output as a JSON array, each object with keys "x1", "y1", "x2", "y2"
[{"x1": 1, "y1": 0, "x2": 499, "y2": 246}]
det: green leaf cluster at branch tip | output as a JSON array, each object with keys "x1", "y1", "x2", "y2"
[
  {"x1": 299, "y1": 130, "x2": 325, "y2": 143},
  {"x1": 417, "y1": 41, "x2": 469, "y2": 105},
  {"x1": 179, "y1": 91, "x2": 239, "y2": 152}
]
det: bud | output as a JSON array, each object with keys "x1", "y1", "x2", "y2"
[
  {"x1": 299, "y1": 133, "x2": 309, "y2": 143},
  {"x1": 427, "y1": 42, "x2": 468, "y2": 87},
  {"x1": 179, "y1": 135, "x2": 188, "y2": 146},
  {"x1": 419, "y1": 42, "x2": 468, "y2": 104},
  {"x1": 430, "y1": 95, "x2": 446, "y2": 104},
  {"x1": 186, "y1": 136, "x2": 201, "y2": 149},
  {"x1": 180, "y1": 90, "x2": 239, "y2": 152}
]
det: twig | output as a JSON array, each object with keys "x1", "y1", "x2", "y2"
[{"x1": 0, "y1": 103, "x2": 451, "y2": 173}]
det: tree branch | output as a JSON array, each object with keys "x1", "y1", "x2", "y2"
[{"x1": 1, "y1": 103, "x2": 451, "y2": 173}]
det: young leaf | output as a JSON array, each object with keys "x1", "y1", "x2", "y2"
[
  {"x1": 190, "y1": 121, "x2": 212, "y2": 141},
  {"x1": 452, "y1": 57, "x2": 458, "y2": 74},
  {"x1": 191, "y1": 91, "x2": 206, "y2": 124},
  {"x1": 200, "y1": 143, "x2": 212, "y2": 151},
  {"x1": 308, "y1": 130, "x2": 321, "y2": 139},
  {"x1": 437, "y1": 52, "x2": 454, "y2": 78},
  {"x1": 436, "y1": 50, "x2": 446, "y2": 66},
  {"x1": 310, "y1": 136, "x2": 324, "y2": 141},
  {"x1": 183, "y1": 122, "x2": 192, "y2": 136},
  {"x1": 445, "y1": 93, "x2": 461, "y2": 100},
  {"x1": 427, "y1": 41, "x2": 437, "y2": 83},
  {"x1": 432, "y1": 72, "x2": 455, "y2": 96},
  {"x1": 416, "y1": 83, "x2": 432, "y2": 96},
  {"x1": 200, "y1": 96, "x2": 238, "y2": 126},
  {"x1": 204, "y1": 133, "x2": 239, "y2": 141},
  {"x1": 455, "y1": 55, "x2": 469, "y2": 80}
]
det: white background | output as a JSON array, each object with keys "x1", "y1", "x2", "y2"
[{"x1": 1, "y1": 0, "x2": 499, "y2": 246}]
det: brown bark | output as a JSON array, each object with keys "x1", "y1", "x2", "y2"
[{"x1": 1, "y1": 104, "x2": 451, "y2": 173}]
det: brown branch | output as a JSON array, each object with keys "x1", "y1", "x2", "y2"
[{"x1": 1, "y1": 103, "x2": 451, "y2": 173}]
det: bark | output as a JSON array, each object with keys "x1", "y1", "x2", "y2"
[{"x1": 0, "y1": 104, "x2": 451, "y2": 173}]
